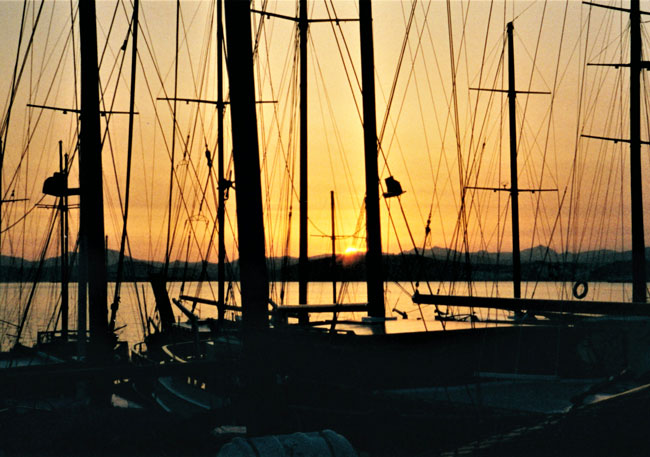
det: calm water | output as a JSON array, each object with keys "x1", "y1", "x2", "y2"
[{"x1": 0, "y1": 280, "x2": 636, "y2": 351}]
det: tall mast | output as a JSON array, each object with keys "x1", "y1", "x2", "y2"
[
  {"x1": 359, "y1": 0, "x2": 384, "y2": 318},
  {"x1": 59, "y1": 141, "x2": 69, "y2": 341},
  {"x1": 506, "y1": 22, "x2": 521, "y2": 300},
  {"x1": 630, "y1": 0, "x2": 646, "y2": 303},
  {"x1": 330, "y1": 190, "x2": 337, "y2": 305},
  {"x1": 247, "y1": 1, "x2": 354, "y2": 315},
  {"x1": 224, "y1": 0, "x2": 268, "y2": 328},
  {"x1": 580, "y1": 1, "x2": 647, "y2": 301},
  {"x1": 466, "y1": 23, "x2": 549, "y2": 305},
  {"x1": 217, "y1": 0, "x2": 226, "y2": 319},
  {"x1": 78, "y1": 0, "x2": 109, "y2": 355},
  {"x1": 298, "y1": 0, "x2": 309, "y2": 320}
]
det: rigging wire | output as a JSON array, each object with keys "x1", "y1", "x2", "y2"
[
  {"x1": 164, "y1": 0, "x2": 181, "y2": 277},
  {"x1": 12, "y1": 207, "x2": 57, "y2": 347},
  {"x1": 0, "y1": 1, "x2": 45, "y2": 143},
  {"x1": 0, "y1": 195, "x2": 46, "y2": 233}
]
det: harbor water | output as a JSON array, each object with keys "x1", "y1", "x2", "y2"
[{"x1": 0, "y1": 280, "x2": 637, "y2": 351}]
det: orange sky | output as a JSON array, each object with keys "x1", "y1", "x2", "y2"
[{"x1": 1, "y1": 0, "x2": 649, "y2": 264}]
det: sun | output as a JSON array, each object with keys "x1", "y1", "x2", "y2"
[{"x1": 344, "y1": 246, "x2": 363, "y2": 255}]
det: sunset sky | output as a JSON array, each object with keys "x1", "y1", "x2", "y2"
[{"x1": 1, "y1": 0, "x2": 649, "y2": 265}]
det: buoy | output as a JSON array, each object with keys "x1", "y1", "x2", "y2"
[{"x1": 572, "y1": 281, "x2": 588, "y2": 299}]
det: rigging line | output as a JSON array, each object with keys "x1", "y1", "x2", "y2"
[
  {"x1": 4, "y1": 3, "x2": 82, "y2": 202},
  {"x1": 446, "y1": 0, "x2": 472, "y2": 288},
  {"x1": 164, "y1": 0, "x2": 181, "y2": 276},
  {"x1": 449, "y1": 2, "x2": 498, "y2": 265},
  {"x1": 197, "y1": 175, "x2": 219, "y2": 282},
  {"x1": 69, "y1": 0, "x2": 80, "y2": 158},
  {"x1": 0, "y1": 3, "x2": 27, "y2": 205},
  {"x1": 179, "y1": 233, "x2": 192, "y2": 292},
  {"x1": 3, "y1": 12, "x2": 64, "y2": 199},
  {"x1": 258, "y1": 8, "x2": 295, "y2": 263},
  {"x1": 323, "y1": 0, "x2": 362, "y2": 123},
  {"x1": 194, "y1": 167, "x2": 219, "y2": 263},
  {"x1": 567, "y1": 5, "x2": 594, "y2": 259},
  {"x1": 326, "y1": 0, "x2": 362, "y2": 91},
  {"x1": 527, "y1": 0, "x2": 566, "y2": 277},
  {"x1": 146, "y1": 119, "x2": 221, "y2": 264},
  {"x1": 182, "y1": 6, "x2": 216, "y2": 216},
  {"x1": 376, "y1": 1, "x2": 436, "y2": 239},
  {"x1": 96, "y1": 24, "x2": 136, "y2": 202},
  {"x1": 378, "y1": 7, "x2": 438, "y2": 268},
  {"x1": 256, "y1": 28, "x2": 298, "y2": 256},
  {"x1": 457, "y1": 1, "x2": 478, "y2": 191},
  {"x1": 169, "y1": 115, "x2": 199, "y2": 260},
  {"x1": 159, "y1": 147, "x2": 224, "y2": 275},
  {"x1": 391, "y1": 197, "x2": 421, "y2": 293},
  {"x1": 0, "y1": 195, "x2": 46, "y2": 234},
  {"x1": 368, "y1": 5, "x2": 427, "y2": 276},
  {"x1": 251, "y1": 0, "x2": 269, "y2": 58},
  {"x1": 576, "y1": 48, "x2": 622, "y2": 257},
  {"x1": 194, "y1": 145, "x2": 222, "y2": 282},
  {"x1": 100, "y1": 5, "x2": 132, "y2": 215},
  {"x1": 417, "y1": 10, "x2": 454, "y2": 251},
  {"x1": 0, "y1": 0, "x2": 26, "y2": 122},
  {"x1": 97, "y1": 0, "x2": 120, "y2": 69},
  {"x1": 511, "y1": 1, "x2": 537, "y2": 24},
  {"x1": 251, "y1": 6, "x2": 275, "y2": 257},
  {"x1": 311, "y1": 39, "x2": 361, "y2": 213},
  {"x1": 529, "y1": 187, "x2": 571, "y2": 298},
  {"x1": 514, "y1": 3, "x2": 550, "y2": 233},
  {"x1": 463, "y1": 1, "x2": 496, "y2": 191},
  {"x1": 542, "y1": 12, "x2": 583, "y2": 255},
  {"x1": 113, "y1": 0, "x2": 139, "y2": 318},
  {"x1": 0, "y1": 0, "x2": 45, "y2": 141},
  {"x1": 393, "y1": 0, "x2": 436, "y2": 229},
  {"x1": 420, "y1": 217, "x2": 438, "y2": 297},
  {"x1": 451, "y1": 1, "x2": 475, "y2": 195},
  {"x1": 13, "y1": 207, "x2": 57, "y2": 348},
  {"x1": 427, "y1": 62, "x2": 463, "y2": 268},
  {"x1": 377, "y1": 0, "x2": 417, "y2": 147},
  {"x1": 256, "y1": 29, "x2": 281, "y2": 266},
  {"x1": 46, "y1": 280, "x2": 64, "y2": 336},
  {"x1": 177, "y1": 3, "x2": 215, "y2": 203},
  {"x1": 4, "y1": 78, "x2": 70, "y2": 202},
  {"x1": 644, "y1": 64, "x2": 650, "y2": 173}
]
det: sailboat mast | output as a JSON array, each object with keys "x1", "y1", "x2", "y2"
[
  {"x1": 506, "y1": 22, "x2": 521, "y2": 300},
  {"x1": 331, "y1": 190, "x2": 337, "y2": 305},
  {"x1": 59, "y1": 141, "x2": 69, "y2": 341},
  {"x1": 78, "y1": 0, "x2": 109, "y2": 354},
  {"x1": 224, "y1": 0, "x2": 268, "y2": 327},
  {"x1": 630, "y1": 0, "x2": 646, "y2": 303},
  {"x1": 359, "y1": 0, "x2": 384, "y2": 318},
  {"x1": 217, "y1": 0, "x2": 226, "y2": 318},
  {"x1": 298, "y1": 0, "x2": 309, "y2": 319}
]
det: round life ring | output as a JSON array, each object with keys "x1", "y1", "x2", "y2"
[{"x1": 572, "y1": 281, "x2": 588, "y2": 299}]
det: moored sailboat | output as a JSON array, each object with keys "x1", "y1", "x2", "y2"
[
  {"x1": 3, "y1": 0, "x2": 645, "y2": 454},
  {"x1": 0, "y1": 0, "x2": 134, "y2": 407},
  {"x1": 147, "y1": 1, "x2": 650, "y2": 453},
  {"x1": 215, "y1": 2, "x2": 650, "y2": 452}
]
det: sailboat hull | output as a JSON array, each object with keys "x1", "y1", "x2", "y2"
[{"x1": 258, "y1": 320, "x2": 642, "y2": 391}]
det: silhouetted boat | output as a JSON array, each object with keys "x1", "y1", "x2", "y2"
[
  {"x1": 0, "y1": 0, "x2": 132, "y2": 409},
  {"x1": 132, "y1": 2, "x2": 650, "y2": 454}
]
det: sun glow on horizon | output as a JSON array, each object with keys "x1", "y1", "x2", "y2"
[{"x1": 344, "y1": 246, "x2": 364, "y2": 255}]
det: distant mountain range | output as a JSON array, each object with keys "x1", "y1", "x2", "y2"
[{"x1": 1, "y1": 246, "x2": 648, "y2": 283}]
